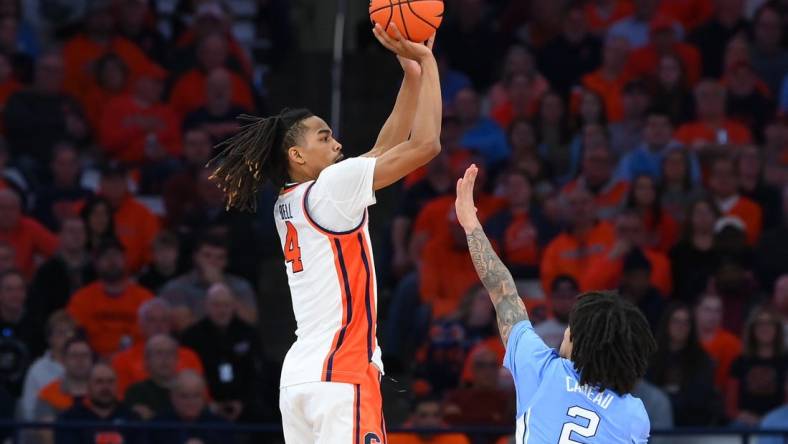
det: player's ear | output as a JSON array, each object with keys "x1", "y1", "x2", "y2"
[{"x1": 287, "y1": 146, "x2": 306, "y2": 165}]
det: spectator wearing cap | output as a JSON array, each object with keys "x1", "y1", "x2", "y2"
[
  {"x1": 675, "y1": 80, "x2": 753, "y2": 147},
  {"x1": 55, "y1": 363, "x2": 139, "y2": 444},
  {"x1": 687, "y1": 0, "x2": 749, "y2": 78},
  {"x1": 19, "y1": 310, "x2": 75, "y2": 421},
  {"x1": 723, "y1": 62, "x2": 776, "y2": 139},
  {"x1": 388, "y1": 396, "x2": 470, "y2": 444},
  {"x1": 537, "y1": 6, "x2": 602, "y2": 96},
  {"x1": 0, "y1": 269, "x2": 42, "y2": 398},
  {"x1": 708, "y1": 155, "x2": 763, "y2": 245},
  {"x1": 583, "y1": 0, "x2": 634, "y2": 35},
  {"x1": 618, "y1": 249, "x2": 665, "y2": 330},
  {"x1": 750, "y1": 4, "x2": 788, "y2": 98},
  {"x1": 159, "y1": 236, "x2": 258, "y2": 331},
  {"x1": 99, "y1": 60, "x2": 181, "y2": 165},
  {"x1": 66, "y1": 238, "x2": 153, "y2": 356},
  {"x1": 540, "y1": 187, "x2": 616, "y2": 293},
  {"x1": 608, "y1": 80, "x2": 650, "y2": 155},
  {"x1": 32, "y1": 337, "x2": 93, "y2": 422},
  {"x1": 111, "y1": 298, "x2": 203, "y2": 397},
  {"x1": 581, "y1": 209, "x2": 673, "y2": 297},
  {"x1": 452, "y1": 88, "x2": 510, "y2": 167},
  {"x1": 755, "y1": 186, "x2": 788, "y2": 289},
  {"x1": 625, "y1": 17, "x2": 702, "y2": 87},
  {"x1": 695, "y1": 293, "x2": 742, "y2": 391},
  {"x1": 181, "y1": 283, "x2": 273, "y2": 422},
  {"x1": 4, "y1": 51, "x2": 89, "y2": 178},
  {"x1": 162, "y1": 128, "x2": 215, "y2": 227},
  {"x1": 615, "y1": 107, "x2": 701, "y2": 184},
  {"x1": 0, "y1": 188, "x2": 58, "y2": 279},
  {"x1": 169, "y1": 32, "x2": 255, "y2": 118},
  {"x1": 580, "y1": 35, "x2": 630, "y2": 122},
  {"x1": 150, "y1": 370, "x2": 231, "y2": 444},
  {"x1": 28, "y1": 216, "x2": 95, "y2": 326},
  {"x1": 61, "y1": 0, "x2": 149, "y2": 103},
  {"x1": 124, "y1": 334, "x2": 179, "y2": 420},
  {"x1": 97, "y1": 163, "x2": 160, "y2": 273},
  {"x1": 182, "y1": 68, "x2": 246, "y2": 142},
  {"x1": 609, "y1": 0, "x2": 684, "y2": 49},
  {"x1": 32, "y1": 142, "x2": 93, "y2": 231}
]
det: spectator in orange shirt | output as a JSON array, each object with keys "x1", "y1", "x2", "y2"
[
  {"x1": 99, "y1": 60, "x2": 181, "y2": 166},
  {"x1": 169, "y1": 32, "x2": 255, "y2": 118},
  {"x1": 67, "y1": 238, "x2": 154, "y2": 356},
  {"x1": 695, "y1": 293, "x2": 742, "y2": 391},
  {"x1": 562, "y1": 143, "x2": 630, "y2": 220},
  {"x1": 540, "y1": 187, "x2": 617, "y2": 293},
  {"x1": 486, "y1": 169, "x2": 542, "y2": 278},
  {"x1": 83, "y1": 53, "x2": 129, "y2": 130},
  {"x1": 708, "y1": 155, "x2": 763, "y2": 245},
  {"x1": 182, "y1": 68, "x2": 246, "y2": 143},
  {"x1": 98, "y1": 162, "x2": 160, "y2": 272},
  {"x1": 0, "y1": 188, "x2": 58, "y2": 278},
  {"x1": 584, "y1": 0, "x2": 635, "y2": 35},
  {"x1": 61, "y1": 1, "x2": 149, "y2": 103},
  {"x1": 626, "y1": 174, "x2": 680, "y2": 251},
  {"x1": 675, "y1": 80, "x2": 753, "y2": 147},
  {"x1": 625, "y1": 17, "x2": 702, "y2": 87},
  {"x1": 657, "y1": 0, "x2": 714, "y2": 31},
  {"x1": 111, "y1": 298, "x2": 203, "y2": 398},
  {"x1": 389, "y1": 397, "x2": 471, "y2": 444},
  {"x1": 490, "y1": 73, "x2": 540, "y2": 130},
  {"x1": 581, "y1": 35, "x2": 631, "y2": 122},
  {"x1": 580, "y1": 209, "x2": 673, "y2": 296},
  {"x1": 32, "y1": 337, "x2": 93, "y2": 422}
]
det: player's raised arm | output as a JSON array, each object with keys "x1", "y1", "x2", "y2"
[
  {"x1": 363, "y1": 53, "x2": 423, "y2": 158},
  {"x1": 455, "y1": 165, "x2": 528, "y2": 345},
  {"x1": 370, "y1": 24, "x2": 441, "y2": 190}
]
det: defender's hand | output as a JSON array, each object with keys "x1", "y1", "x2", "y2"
[{"x1": 455, "y1": 164, "x2": 481, "y2": 234}]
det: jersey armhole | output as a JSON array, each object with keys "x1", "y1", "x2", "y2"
[{"x1": 302, "y1": 182, "x2": 367, "y2": 236}]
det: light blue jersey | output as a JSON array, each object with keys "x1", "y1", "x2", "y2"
[{"x1": 504, "y1": 321, "x2": 650, "y2": 444}]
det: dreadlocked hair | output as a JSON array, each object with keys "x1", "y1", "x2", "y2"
[
  {"x1": 207, "y1": 108, "x2": 314, "y2": 211},
  {"x1": 568, "y1": 291, "x2": 657, "y2": 394}
]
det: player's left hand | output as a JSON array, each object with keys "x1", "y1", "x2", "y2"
[{"x1": 455, "y1": 164, "x2": 481, "y2": 234}]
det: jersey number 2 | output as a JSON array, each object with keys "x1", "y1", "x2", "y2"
[
  {"x1": 558, "y1": 406, "x2": 600, "y2": 443},
  {"x1": 284, "y1": 221, "x2": 304, "y2": 273}
]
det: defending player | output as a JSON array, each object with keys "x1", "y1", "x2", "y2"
[
  {"x1": 208, "y1": 24, "x2": 440, "y2": 444},
  {"x1": 454, "y1": 165, "x2": 657, "y2": 443}
]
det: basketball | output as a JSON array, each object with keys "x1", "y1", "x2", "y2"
[{"x1": 369, "y1": 0, "x2": 443, "y2": 43}]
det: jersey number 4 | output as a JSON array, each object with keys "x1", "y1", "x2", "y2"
[
  {"x1": 284, "y1": 221, "x2": 304, "y2": 273},
  {"x1": 558, "y1": 406, "x2": 600, "y2": 443}
]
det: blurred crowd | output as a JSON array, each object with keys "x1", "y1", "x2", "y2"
[{"x1": 0, "y1": 0, "x2": 787, "y2": 443}]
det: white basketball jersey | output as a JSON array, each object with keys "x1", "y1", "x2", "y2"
[{"x1": 274, "y1": 158, "x2": 383, "y2": 388}]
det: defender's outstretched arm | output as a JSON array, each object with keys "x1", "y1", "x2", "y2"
[{"x1": 455, "y1": 165, "x2": 528, "y2": 345}]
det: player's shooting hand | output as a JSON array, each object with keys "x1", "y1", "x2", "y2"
[
  {"x1": 373, "y1": 23, "x2": 434, "y2": 62},
  {"x1": 455, "y1": 164, "x2": 481, "y2": 234}
]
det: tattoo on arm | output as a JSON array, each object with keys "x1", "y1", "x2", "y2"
[{"x1": 466, "y1": 227, "x2": 529, "y2": 346}]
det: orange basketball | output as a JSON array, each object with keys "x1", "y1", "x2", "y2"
[{"x1": 369, "y1": 0, "x2": 443, "y2": 43}]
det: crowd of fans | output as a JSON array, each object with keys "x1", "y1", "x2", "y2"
[{"x1": 0, "y1": 0, "x2": 786, "y2": 443}]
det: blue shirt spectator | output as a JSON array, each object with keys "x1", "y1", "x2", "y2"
[
  {"x1": 779, "y1": 73, "x2": 788, "y2": 115},
  {"x1": 616, "y1": 142, "x2": 701, "y2": 183},
  {"x1": 759, "y1": 402, "x2": 788, "y2": 444},
  {"x1": 455, "y1": 88, "x2": 510, "y2": 166}
]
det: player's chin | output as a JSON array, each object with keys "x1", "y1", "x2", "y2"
[{"x1": 334, "y1": 153, "x2": 345, "y2": 163}]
